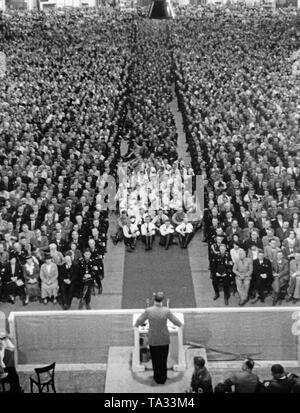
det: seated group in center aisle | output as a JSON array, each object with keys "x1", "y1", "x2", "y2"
[{"x1": 112, "y1": 159, "x2": 202, "y2": 252}]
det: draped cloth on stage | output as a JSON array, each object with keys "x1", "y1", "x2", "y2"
[{"x1": 13, "y1": 310, "x2": 298, "y2": 364}]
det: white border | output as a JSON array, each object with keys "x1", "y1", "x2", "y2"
[{"x1": 8, "y1": 306, "x2": 300, "y2": 316}]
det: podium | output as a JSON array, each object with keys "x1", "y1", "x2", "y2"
[{"x1": 132, "y1": 312, "x2": 185, "y2": 373}]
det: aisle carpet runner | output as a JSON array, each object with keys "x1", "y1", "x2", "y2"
[{"x1": 122, "y1": 239, "x2": 196, "y2": 308}]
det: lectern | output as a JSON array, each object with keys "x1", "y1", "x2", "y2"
[{"x1": 132, "y1": 312, "x2": 185, "y2": 373}]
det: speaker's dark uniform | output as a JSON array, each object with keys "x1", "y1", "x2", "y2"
[{"x1": 135, "y1": 305, "x2": 182, "y2": 384}]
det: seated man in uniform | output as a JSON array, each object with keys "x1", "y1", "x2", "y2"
[
  {"x1": 223, "y1": 358, "x2": 260, "y2": 393},
  {"x1": 188, "y1": 356, "x2": 213, "y2": 393},
  {"x1": 210, "y1": 243, "x2": 232, "y2": 305},
  {"x1": 260, "y1": 364, "x2": 299, "y2": 393}
]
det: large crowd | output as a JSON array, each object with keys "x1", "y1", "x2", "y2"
[
  {"x1": 173, "y1": 5, "x2": 300, "y2": 306},
  {"x1": 111, "y1": 19, "x2": 202, "y2": 252},
  {"x1": 0, "y1": 5, "x2": 300, "y2": 311},
  {"x1": 0, "y1": 8, "x2": 134, "y2": 309},
  {"x1": 0, "y1": 3, "x2": 300, "y2": 395}
]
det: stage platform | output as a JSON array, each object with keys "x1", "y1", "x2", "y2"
[{"x1": 104, "y1": 346, "x2": 207, "y2": 393}]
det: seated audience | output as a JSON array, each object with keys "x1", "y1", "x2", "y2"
[
  {"x1": 224, "y1": 358, "x2": 260, "y2": 393},
  {"x1": 188, "y1": 356, "x2": 213, "y2": 393},
  {"x1": 260, "y1": 364, "x2": 300, "y2": 393}
]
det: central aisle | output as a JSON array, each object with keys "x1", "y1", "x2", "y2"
[
  {"x1": 121, "y1": 78, "x2": 196, "y2": 309},
  {"x1": 121, "y1": 240, "x2": 196, "y2": 308}
]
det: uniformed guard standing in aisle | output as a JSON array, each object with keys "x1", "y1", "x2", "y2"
[
  {"x1": 78, "y1": 248, "x2": 97, "y2": 310},
  {"x1": 88, "y1": 238, "x2": 104, "y2": 294}
]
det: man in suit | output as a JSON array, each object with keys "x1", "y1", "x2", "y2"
[
  {"x1": 3, "y1": 254, "x2": 28, "y2": 305},
  {"x1": 225, "y1": 219, "x2": 243, "y2": 243},
  {"x1": 251, "y1": 250, "x2": 273, "y2": 303},
  {"x1": 30, "y1": 229, "x2": 49, "y2": 262},
  {"x1": 27, "y1": 212, "x2": 41, "y2": 232},
  {"x1": 241, "y1": 219, "x2": 258, "y2": 243},
  {"x1": 224, "y1": 358, "x2": 260, "y2": 393},
  {"x1": 272, "y1": 211, "x2": 284, "y2": 231},
  {"x1": 256, "y1": 209, "x2": 269, "y2": 236},
  {"x1": 61, "y1": 216, "x2": 73, "y2": 242},
  {"x1": 68, "y1": 230, "x2": 84, "y2": 252},
  {"x1": 243, "y1": 230, "x2": 263, "y2": 254},
  {"x1": 202, "y1": 204, "x2": 219, "y2": 242},
  {"x1": 58, "y1": 254, "x2": 79, "y2": 310},
  {"x1": 51, "y1": 231, "x2": 67, "y2": 254},
  {"x1": 271, "y1": 250, "x2": 289, "y2": 306},
  {"x1": 264, "y1": 238, "x2": 280, "y2": 264},
  {"x1": 276, "y1": 220, "x2": 290, "y2": 243},
  {"x1": 262, "y1": 228, "x2": 280, "y2": 249},
  {"x1": 134, "y1": 292, "x2": 182, "y2": 385},
  {"x1": 210, "y1": 243, "x2": 232, "y2": 305},
  {"x1": 286, "y1": 250, "x2": 300, "y2": 303},
  {"x1": 282, "y1": 230, "x2": 300, "y2": 260},
  {"x1": 232, "y1": 248, "x2": 253, "y2": 306}
]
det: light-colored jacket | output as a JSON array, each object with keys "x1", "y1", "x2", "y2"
[
  {"x1": 233, "y1": 258, "x2": 253, "y2": 279},
  {"x1": 135, "y1": 305, "x2": 182, "y2": 346},
  {"x1": 40, "y1": 262, "x2": 58, "y2": 286}
]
